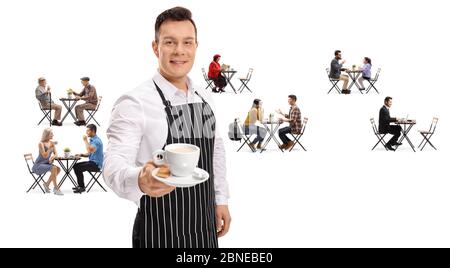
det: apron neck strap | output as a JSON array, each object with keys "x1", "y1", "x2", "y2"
[
  {"x1": 153, "y1": 80, "x2": 208, "y2": 108},
  {"x1": 153, "y1": 81, "x2": 172, "y2": 108}
]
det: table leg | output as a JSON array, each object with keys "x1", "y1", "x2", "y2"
[
  {"x1": 402, "y1": 125, "x2": 416, "y2": 152},
  {"x1": 57, "y1": 160, "x2": 79, "y2": 188},
  {"x1": 260, "y1": 124, "x2": 272, "y2": 153},
  {"x1": 67, "y1": 100, "x2": 78, "y2": 121},
  {"x1": 271, "y1": 124, "x2": 284, "y2": 152},
  {"x1": 348, "y1": 73, "x2": 360, "y2": 90},
  {"x1": 60, "y1": 101, "x2": 72, "y2": 123}
]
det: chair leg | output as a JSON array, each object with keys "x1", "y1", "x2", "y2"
[
  {"x1": 27, "y1": 175, "x2": 45, "y2": 193},
  {"x1": 372, "y1": 134, "x2": 388, "y2": 151},
  {"x1": 243, "y1": 83, "x2": 252, "y2": 93},
  {"x1": 420, "y1": 134, "x2": 437, "y2": 151},
  {"x1": 38, "y1": 111, "x2": 51, "y2": 126},
  {"x1": 366, "y1": 81, "x2": 379, "y2": 94},
  {"x1": 328, "y1": 81, "x2": 341, "y2": 94},
  {"x1": 86, "y1": 172, "x2": 107, "y2": 193},
  {"x1": 238, "y1": 81, "x2": 244, "y2": 93},
  {"x1": 288, "y1": 134, "x2": 306, "y2": 152},
  {"x1": 418, "y1": 135, "x2": 427, "y2": 149}
]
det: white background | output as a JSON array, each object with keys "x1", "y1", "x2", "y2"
[{"x1": 0, "y1": 0, "x2": 449, "y2": 247}]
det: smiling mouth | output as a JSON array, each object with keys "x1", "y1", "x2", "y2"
[{"x1": 170, "y1": 60, "x2": 188, "y2": 65}]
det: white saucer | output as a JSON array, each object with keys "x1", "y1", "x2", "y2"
[{"x1": 152, "y1": 167, "x2": 209, "y2": 188}]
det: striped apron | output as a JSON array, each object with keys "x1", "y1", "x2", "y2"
[{"x1": 132, "y1": 82, "x2": 218, "y2": 248}]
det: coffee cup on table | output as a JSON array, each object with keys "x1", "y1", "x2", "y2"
[{"x1": 152, "y1": 143, "x2": 200, "y2": 177}]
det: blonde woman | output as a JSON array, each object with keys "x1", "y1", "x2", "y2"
[{"x1": 32, "y1": 128, "x2": 63, "y2": 195}]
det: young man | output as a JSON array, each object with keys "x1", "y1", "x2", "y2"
[
  {"x1": 73, "y1": 124, "x2": 103, "y2": 193},
  {"x1": 103, "y1": 7, "x2": 231, "y2": 248},
  {"x1": 35, "y1": 77, "x2": 62, "y2": 126},
  {"x1": 73, "y1": 77, "x2": 98, "y2": 126},
  {"x1": 378, "y1": 97, "x2": 402, "y2": 151},
  {"x1": 329, "y1": 50, "x2": 350, "y2": 94},
  {"x1": 276, "y1": 95, "x2": 302, "y2": 151}
]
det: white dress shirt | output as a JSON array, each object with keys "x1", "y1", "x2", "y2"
[{"x1": 103, "y1": 71, "x2": 229, "y2": 207}]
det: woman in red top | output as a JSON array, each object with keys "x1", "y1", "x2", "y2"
[{"x1": 208, "y1": 54, "x2": 227, "y2": 93}]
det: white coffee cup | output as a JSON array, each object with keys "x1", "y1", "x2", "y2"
[{"x1": 152, "y1": 143, "x2": 200, "y2": 177}]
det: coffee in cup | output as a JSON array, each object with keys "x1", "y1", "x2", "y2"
[{"x1": 152, "y1": 143, "x2": 200, "y2": 177}]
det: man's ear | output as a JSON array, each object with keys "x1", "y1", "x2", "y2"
[{"x1": 152, "y1": 40, "x2": 159, "y2": 57}]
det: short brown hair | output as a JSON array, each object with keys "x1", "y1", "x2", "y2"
[{"x1": 154, "y1": 6, "x2": 197, "y2": 42}]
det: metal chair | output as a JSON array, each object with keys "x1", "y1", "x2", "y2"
[
  {"x1": 24, "y1": 153, "x2": 47, "y2": 194},
  {"x1": 238, "y1": 68, "x2": 254, "y2": 93},
  {"x1": 235, "y1": 120, "x2": 257, "y2": 153},
  {"x1": 201, "y1": 68, "x2": 215, "y2": 91},
  {"x1": 85, "y1": 170, "x2": 107, "y2": 193},
  {"x1": 366, "y1": 68, "x2": 381, "y2": 94},
  {"x1": 37, "y1": 101, "x2": 52, "y2": 126},
  {"x1": 85, "y1": 96, "x2": 102, "y2": 126},
  {"x1": 288, "y1": 118, "x2": 308, "y2": 152},
  {"x1": 326, "y1": 68, "x2": 342, "y2": 94},
  {"x1": 417, "y1": 117, "x2": 438, "y2": 151},
  {"x1": 370, "y1": 118, "x2": 388, "y2": 151}
]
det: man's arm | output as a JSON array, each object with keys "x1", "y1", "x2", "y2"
[
  {"x1": 103, "y1": 95, "x2": 146, "y2": 203},
  {"x1": 82, "y1": 86, "x2": 96, "y2": 101},
  {"x1": 35, "y1": 88, "x2": 47, "y2": 101}
]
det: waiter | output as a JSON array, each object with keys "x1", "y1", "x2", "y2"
[{"x1": 103, "y1": 6, "x2": 231, "y2": 248}]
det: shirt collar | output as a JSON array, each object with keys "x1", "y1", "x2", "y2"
[{"x1": 152, "y1": 70, "x2": 195, "y2": 100}]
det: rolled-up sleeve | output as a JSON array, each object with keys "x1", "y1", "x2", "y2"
[{"x1": 103, "y1": 94, "x2": 145, "y2": 204}]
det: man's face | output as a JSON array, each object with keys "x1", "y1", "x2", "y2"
[
  {"x1": 386, "y1": 99, "x2": 393, "y2": 108},
  {"x1": 152, "y1": 20, "x2": 197, "y2": 81},
  {"x1": 39, "y1": 80, "x2": 46, "y2": 87},
  {"x1": 86, "y1": 128, "x2": 94, "y2": 137},
  {"x1": 81, "y1": 80, "x2": 89, "y2": 87},
  {"x1": 336, "y1": 52, "x2": 342, "y2": 60},
  {"x1": 288, "y1": 98, "x2": 295, "y2": 106}
]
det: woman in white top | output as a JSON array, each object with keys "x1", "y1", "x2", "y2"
[{"x1": 357, "y1": 57, "x2": 372, "y2": 91}]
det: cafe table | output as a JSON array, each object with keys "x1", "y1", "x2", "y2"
[
  {"x1": 395, "y1": 119, "x2": 417, "y2": 152},
  {"x1": 59, "y1": 97, "x2": 79, "y2": 123},
  {"x1": 56, "y1": 155, "x2": 81, "y2": 189},
  {"x1": 221, "y1": 70, "x2": 238, "y2": 93},
  {"x1": 260, "y1": 119, "x2": 284, "y2": 153}
]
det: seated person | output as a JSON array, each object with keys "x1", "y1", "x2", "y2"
[
  {"x1": 379, "y1": 97, "x2": 402, "y2": 151},
  {"x1": 35, "y1": 77, "x2": 62, "y2": 126},
  {"x1": 244, "y1": 99, "x2": 267, "y2": 151},
  {"x1": 329, "y1": 50, "x2": 350, "y2": 94},
  {"x1": 32, "y1": 128, "x2": 63, "y2": 195},
  {"x1": 72, "y1": 77, "x2": 98, "y2": 126},
  {"x1": 357, "y1": 57, "x2": 372, "y2": 91},
  {"x1": 276, "y1": 95, "x2": 302, "y2": 150},
  {"x1": 208, "y1": 54, "x2": 227, "y2": 93},
  {"x1": 73, "y1": 124, "x2": 103, "y2": 193}
]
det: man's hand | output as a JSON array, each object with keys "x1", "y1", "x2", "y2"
[
  {"x1": 138, "y1": 161, "x2": 175, "y2": 197},
  {"x1": 216, "y1": 205, "x2": 231, "y2": 238},
  {"x1": 276, "y1": 109, "x2": 283, "y2": 115},
  {"x1": 75, "y1": 96, "x2": 81, "y2": 100},
  {"x1": 82, "y1": 135, "x2": 88, "y2": 142},
  {"x1": 341, "y1": 59, "x2": 346, "y2": 64}
]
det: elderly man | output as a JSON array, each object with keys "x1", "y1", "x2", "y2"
[
  {"x1": 35, "y1": 77, "x2": 62, "y2": 126},
  {"x1": 73, "y1": 77, "x2": 98, "y2": 126}
]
